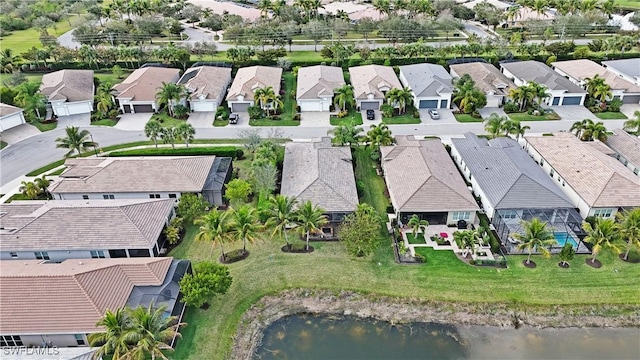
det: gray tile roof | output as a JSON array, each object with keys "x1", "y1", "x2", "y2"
[
  {"x1": 500, "y1": 61, "x2": 586, "y2": 93},
  {"x1": 451, "y1": 133, "x2": 574, "y2": 210},
  {"x1": 39, "y1": 70, "x2": 94, "y2": 102},
  {"x1": 348, "y1": 65, "x2": 402, "y2": 100},
  {"x1": 48, "y1": 156, "x2": 217, "y2": 194},
  {"x1": 606, "y1": 129, "x2": 640, "y2": 168},
  {"x1": 381, "y1": 136, "x2": 478, "y2": 213},
  {"x1": 450, "y1": 62, "x2": 516, "y2": 96},
  {"x1": 280, "y1": 138, "x2": 358, "y2": 212},
  {"x1": 0, "y1": 199, "x2": 174, "y2": 251},
  {"x1": 226, "y1": 66, "x2": 282, "y2": 101},
  {"x1": 602, "y1": 58, "x2": 640, "y2": 79},
  {"x1": 296, "y1": 65, "x2": 345, "y2": 100},
  {"x1": 399, "y1": 63, "x2": 453, "y2": 97}
]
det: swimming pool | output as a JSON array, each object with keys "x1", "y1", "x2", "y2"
[{"x1": 554, "y1": 232, "x2": 579, "y2": 249}]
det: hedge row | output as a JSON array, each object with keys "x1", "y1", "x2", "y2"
[{"x1": 108, "y1": 146, "x2": 243, "y2": 158}]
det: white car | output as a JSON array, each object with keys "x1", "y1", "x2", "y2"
[{"x1": 428, "y1": 109, "x2": 440, "y2": 120}]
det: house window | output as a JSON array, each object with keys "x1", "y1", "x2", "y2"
[
  {"x1": 0, "y1": 335, "x2": 23, "y2": 347},
  {"x1": 9, "y1": 252, "x2": 17, "y2": 258},
  {"x1": 540, "y1": 158, "x2": 544, "y2": 167},
  {"x1": 90, "y1": 250, "x2": 105, "y2": 259},
  {"x1": 74, "y1": 334, "x2": 86, "y2": 346},
  {"x1": 593, "y1": 209, "x2": 613, "y2": 218},
  {"x1": 149, "y1": 194, "x2": 161, "y2": 199},
  {"x1": 452, "y1": 212, "x2": 470, "y2": 221},
  {"x1": 34, "y1": 251, "x2": 50, "y2": 260},
  {"x1": 103, "y1": 194, "x2": 115, "y2": 199},
  {"x1": 634, "y1": 168, "x2": 639, "y2": 175},
  {"x1": 499, "y1": 210, "x2": 517, "y2": 219},
  {"x1": 549, "y1": 169, "x2": 554, "y2": 177},
  {"x1": 169, "y1": 194, "x2": 177, "y2": 199},
  {"x1": 82, "y1": 195, "x2": 89, "y2": 199}
]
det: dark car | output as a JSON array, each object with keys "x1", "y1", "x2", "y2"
[
  {"x1": 366, "y1": 109, "x2": 375, "y2": 120},
  {"x1": 229, "y1": 113, "x2": 239, "y2": 124}
]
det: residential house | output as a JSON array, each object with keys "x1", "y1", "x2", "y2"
[
  {"x1": 280, "y1": 138, "x2": 359, "y2": 238},
  {"x1": 178, "y1": 65, "x2": 232, "y2": 112},
  {"x1": 605, "y1": 129, "x2": 640, "y2": 176},
  {"x1": 112, "y1": 66, "x2": 181, "y2": 113},
  {"x1": 462, "y1": 0, "x2": 513, "y2": 10},
  {"x1": 552, "y1": 59, "x2": 640, "y2": 104},
  {"x1": 0, "y1": 257, "x2": 190, "y2": 348},
  {"x1": 525, "y1": 132, "x2": 640, "y2": 218},
  {"x1": 505, "y1": 7, "x2": 556, "y2": 27},
  {"x1": 399, "y1": 63, "x2": 453, "y2": 109},
  {"x1": 602, "y1": 58, "x2": 640, "y2": 86},
  {"x1": 226, "y1": 66, "x2": 282, "y2": 113},
  {"x1": 48, "y1": 156, "x2": 233, "y2": 206},
  {"x1": 39, "y1": 70, "x2": 94, "y2": 117},
  {"x1": 450, "y1": 133, "x2": 585, "y2": 253},
  {"x1": 0, "y1": 199, "x2": 175, "y2": 261},
  {"x1": 381, "y1": 136, "x2": 479, "y2": 225},
  {"x1": 0, "y1": 103, "x2": 26, "y2": 132},
  {"x1": 500, "y1": 61, "x2": 587, "y2": 106},
  {"x1": 349, "y1": 64, "x2": 402, "y2": 110},
  {"x1": 450, "y1": 62, "x2": 516, "y2": 108},
  {"x1": 296, "y1": 65, "x2": 345, "y2": 112}
]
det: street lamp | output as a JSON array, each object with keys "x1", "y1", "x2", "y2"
[{"x1": 89, "y1": 134, "x2": 98, "y2": 156}]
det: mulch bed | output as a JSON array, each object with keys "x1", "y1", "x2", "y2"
[
  {"x1": 557, "y1": 262, "x2": 570, "y2": 268},
  {"x1": 523, "y1": 260, "x2": 537, "y2": 268},
  {"x1": 619, "y1": 253, "x2": 640, "y2": 264},
  {"x1": 281, "y1": 244, "x2": 314, "y2": 253},
  {"x1": 220, "y1": 249, "x2": 250, "y2": 264},
  {"x1": 585, "y1": 258, "x2": 602, "y2": 268}
]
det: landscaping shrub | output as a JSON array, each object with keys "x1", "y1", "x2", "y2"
[
  {"x1": 414, "y1": 253, "x2": 426, "y2": 263},
  {"x1": 608, "y1": 98, "x2": 622, "y2": 112},
  {"x1": 247, "y1": 106, "x2": 263, "y2": 120},
  {"x1": 503, "y1": 101, "x2": 519, "y2": 113},
  {"x1": 108, "y1": 146, "x2": 241, "y2": 158},
  {"x1": 293, "y1": 113, "x2": 301, "y2": 121}
]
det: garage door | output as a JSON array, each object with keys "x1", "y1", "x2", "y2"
[
  {"x1": 0, "y1": 114, "x2": 25, "y2": 131},
  {"x1": 299, "y1": 101, "x2": 322, "y2": 112},
  {"x1": 192, "y1": 101, "x2": 216, "y2": 112},
  {"x1": 133, "y1": 104, "x2": 154, "y2": 113},
  {"x1": 552, "y1": 97, "x2": 560, "y2": 106},
  {"x1": 231, "y1": 102, "x2": 251, "y2": 112},
  {"x1": 561, "y1": 97, "x2": 582, "y2": 105},
  {"x1": 418, "y1": 100, "x2": 438, "y2": 109},
  {"x1": 440, "y1": 99, "x2": 448, "y2": 109},
  {"x1": 67, "y1": 102, "x2": 92, "y2": 115},
  {"x1": 623, "y1": 95, "x2": 640, "y2": 104},
  {"x1": 123, "y1": 105, "x2": 132, "y2": 113},
  {"x1": 360, "y1": 101, "x2": 379, "y2": 110}
]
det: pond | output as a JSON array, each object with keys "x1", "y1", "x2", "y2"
[{"x1": 255, "y1": 314, "x2": 640, "y2": 360}]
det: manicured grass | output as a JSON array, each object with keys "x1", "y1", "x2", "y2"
[
  {"x1": 508, "y1": 111, "x2": 561, "y2": 121},
  {"x1": 353, "y1": 147, "x2": 389, "y2": 215},
  {"x1": 213, "y1": 119, "x2": 228, "y2": 127},
  {"x1": 595, "y1": 112, "x2": 628, "y2": 120},
  {"x1": 108, "y1": 146, "x2": 240, "y2": 158},
  {"x1": 454, "y1": 113, "x2": 483, "y2": 123},
  {"x1": 1, "y1": 16, "x2": 86, "y2": 53},
  {"x1": 4, "y1": 193, "x2": 48, "y2": 203},
  {"x1": 249, "y1": 118, "x2": 300, "y2": 126},
  {"x1": 615, "y1": 0, "x2": 640, "y2": 9},
  {"x1": 151, "y1": 113, "x2": 188, "y2": 128},
  {"x1": 47, "y1": 167, "x2": 66, "y2": 176},
  {"x1": 95, "y1": 70, "x2": 132, "y2": 85},
  {"x1": 30, "y1": 120, "x2": 57, "y2": 132},
  {"x1": 406, "y1": 233, "x2": 426, "y2": 245},
  {"x1": 330, "y1": 110, "x2": 363, "y2": 126},
  {"x1": 91, "y1": 119, "x2": 118, "y2": 127},
  {"x1": 382, "y1": 114, "x2": 421, "y2": 124},
  {"x1": 1, "y1": 141, "x2": 7, "y2": 149},
  {"x1": 24, "y1": 74, "x2": 44, "y2": 84}
]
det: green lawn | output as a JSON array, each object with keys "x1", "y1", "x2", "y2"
[
  {"x1": 151, "y1": 113, "x2": 188, "y2": 128},
  {"x1": 213, "y1": 119, "x2": 228, "y2": 127},
  {"x1": 508, "y1": 112, "x2": 561, "y2": 121},
  {"x1": 1, "y1": 141, "x2": 7, "y2": 149},
  {"x1": 30, "y1": 120, "x2": 57, "y2": 132},
  {"x1": 47, "y1": 167, "x2": 66, "y2": 176},
  {"x1": 249, "y1": 118, "x2": 300, "y2": 126},
  {"x1": 330, "y1": 110, "x2": 363, "y2": 126},
  {"x1": 382, "y1": 114, "x2": 421, "y2": 124},
  {"x1": 406, "y1": 233, "x2": 426, "y2": 245},
  {"x1": 454, "y1": 113, "x2": 483, "y2": 123},
  {"x1": 95, "y1": 70, "x2": 132, "y2": 85},
  {"x1": 1, "y1": 15, "x2": 86, "y2": 53},
  {"x1": 91, "y1": 119, "x2": 118, "y2": 127},
  {"x1": 353, "y1": 147, "x2": 389, "y2": 215},
  {"x1": 595, "y1": 112, "x2": 628, "y2": 120},
  {"x1": 614, "y1": 0, "x2": 640, "y2": 9}
]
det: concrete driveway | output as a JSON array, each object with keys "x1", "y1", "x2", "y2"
[
  {"x1": 620, "y1": 104, "x2": 640, "y2": 119},
  {"x1": 478, "y1": 107, "x2": 508, "y2": 120},
  {"x1": 0, "y1": 124, "x2": 41, "y2": 144},
  {"x1": 300, "y1": 112, "x2": 330, "y2": 127},
  {"x1": 188, "y1": 112, "x2": 215, "y2": 128},
  {"x1": 419, "y1": 109, "x2": 456, "y2": 124},
  {"x1": 115, "y1": 113, "x2": 153, "y2": 131},
  {"x1": 548, "y1": 105, "x2": 598, "y2": 121},
  {"x1": 360, "y1": 110, "x2": 382, "y2": 126},
  {"x1": 57, "y1": 113, "x2": 91, "y2": 127}
]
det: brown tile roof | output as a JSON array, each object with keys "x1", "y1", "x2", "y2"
[
  {"x1": 296, "y1": 65, "x2": 345, "y2": 100},
  {"x1": 552, "y1": 59, "x2": 640, "y2": 93},
  {"x1": 48, "y1": 156, "x2": 216, "y2": 194},
  {"x1": 0, "y1": 199, "x2": 174, "y2": 252},
  {"x1": 349, "y1": 65, "x2": 402, "y2": 100},
  {"x1": 0, "y1": 103, "x2": 22, "y2": 117},
  {"x1": 281, "y1": 138, "x2": 358, "y2": 212},
  {"x1": 112, "y1": 67, "x2": 181, "y2": 101},
  {"x1": 0, "y1": 257, "x2": 172, "y2": 334},
  {"x1": 606, "y1": 129, "x2": 640, "y2": 168},
  {"x1": 39, "y1": 70, "x2": 94, "y2": 102},
  {"x1": 525, "y1": 133, "x2": 640, "y2": 208},
  {"x1": 226, "y1": 66, "x2": 282, "y2": 101},
  {"x1": 178, "y1": 66, "x2": 232, "y2": 101},
  {"x1": 381, "y1": 136, "x2": 479, "y2": 213},
  {"x1": 450, "y1": 62, "x2": 516, "y2": 96}
]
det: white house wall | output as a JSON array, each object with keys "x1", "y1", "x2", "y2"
[
  {"x1": 54, "y1": 191, "x2": 181, "y2": 202},
  {"x1": 17, "y1": 334, "x2": 88, "y2": 348},
  {"x1": 486, "y1": 94, "x2": 504, "y2": 108},
  {"x1": 0, "y1": 249, "x2": 112, "y2": 261},
  {"x1": 0, "y1": 111, "x2": 26, "y2": 131}
]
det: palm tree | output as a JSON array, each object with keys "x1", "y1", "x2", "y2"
[
  {"x1": 265, "y1": 195, "x2": 298, "y2": 248},
  {"x1": 407, "y1": 214, "x2": 429, "y2": 240},
  {"x1": 617, "y1": 208, "x2": 640, "y2": 261},
  {"x1": 55, "y1": 126, "x2": 98, "y2": 157},
  {"x1": 622, "y1": 111, "x2": 640, "y2": 135},
  {"x1": 526, "y1": 82, "x2": 550, "y2": 105},
  {"x1": 582, "y1": 120, "x2": 608, "y2": 142},
  {"x1": 508, "y1": 86, "x2": 535, "y2": 112},
  {"x1": 512, "y1": 218, "x2": 557, "y2": 265},
  {"x1": 257, "y1": 0, "x2": 272, "y2": 17},
  {"x1": 230, "y1": 205, "x2": 260, "y2": 254},
  {"x1": 95, "y1": 92, "x2": 114, "y2": 118},
  {"x1": 34, "y1": 175, "x2": 51, "y2": 199},
  {"x1": 366, "y1": 123, "x2": 393, "y2": 150},
  {"x1": 333, "y1": 84, "x2": 355, "y2": 112},
  {"x1": 124, "y1": 304, "x2": 184, "y2": 360},
  {"x1": 296, "y1": 200, "x2": 328, "y2": 251},
  {"x1": 505, "y1": 119, "x2": 530, "y2": 140},
  {"x1": 569, "y1": 118, "x2": 593, "y2": 139},
  {"x1": 89, "y1": 308, "x2": 131, "y2": 360},
  {"x1": 155, "y1": 82, "x2": 188, "y2": 117},
  {"x1": 328, "y1": 124, "x2": 363, "y2": 147},
  {"x1": 160, "y1": 127, "x2": 179, "y2": 149},
  {"x1": 14, "y1": 82, "x2": 46, "y2": 120},
  {"x1": 19, "y1": 181, "x2": 40, "y2": 200},
  {"x1": 582, "y1": 217, "x2": 621, "y2": 265},
  {"x1": 254, "y1": 86, "x2": 277, "y2": 115},
  {"x1": 584, "y1": 74, "x2": 612, "y2": 102},
  {"x1": 484, "y1": 113, "x2": 507, "y2": 138},
  {"x1": 144, "y1": 120, "x2": 163, "y2": 148},
  {"x1": 194, "y1": 209, "x2": 232, "y2": 260},
  {"x1": 176, "y1": 122, "x2": 196, "y2": 148}
]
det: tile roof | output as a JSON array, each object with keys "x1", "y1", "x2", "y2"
[
  {"x1": 178, "y1": 66, "x2": 232, "y2": 101},
  {"x1": 349, "y1": 65, "x2": 402, "y2": 100},
  {"x1": 606, "y1": 129, "x2": 640, "y2": 168},
  {"x1": 450, "y1": 62, "x2": 516, "y2": 96},
  {"x1": 399, "y1": 63, "x2": 453, "y2": 97},
  {"x1": 296, "y1": 65, "x2": 345, "y2": 100},
  {"x1": 280, "y1": 138, "x2": 358, "y2": 212},
  {"x1": 451, "y1": 133, "x2": 574, "y2": 210},
  {"x1": 462, "y1": 0, "x2": 513, "y2": 10},
  {"x1": 552, "y1": 59, "x2": 640, "y2": 93},
  {"x1": 0, "y1": 103, "x2": 22, "y2": 117},
  {"x1": 381, "y1": 136, "x2": 479, "y2": 213},
  {"x1": 226, "y1": 66, "x2": 282, "y2": 101},
  {"x1": 602, "y1": 58, "x2": 640, "y2": 79},
  {"x1": 0, "y1": 257, "x2": 173, "y2": 334},
  {"x1": 39, "y1": 70, "x2": 94, "y2": 102},
  {"x1": 48, "y1": 156, "x2": 217, "y2": 194},
  {"x1": 0, "y1": 199, "x2": 174, "y2": 251},
  {"x1": 525, "y1": 133, "x2": 640, "y2": 208},
  {"x1": 500, "y1": 61, "x2": 586, "y2": 93},
  {"x1": 112, "y1": 67, "x2": 181, "y2": 101}
]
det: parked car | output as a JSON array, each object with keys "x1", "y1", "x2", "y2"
[
  {"x1": 428, "y1": 109, "x2": 440, "y2": 120},
  {"x1": 366, "y1": 109, "x2": 375, "y2": 120},
  {"x1": 229, "y1": 113, "x2": 239, "y2": 124}
]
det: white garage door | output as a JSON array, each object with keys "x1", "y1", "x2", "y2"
[
  {"x1": 0, "y1": 113, "x2": 25, "y2": 131},
  {"x1": 299, "y1": 101, "x2": 323, "y2": 112},
  {"x1": 66, "y1": 102, "x2": 92, "y2": 115},
  {"x1": 192, "y1": 101, "x2": 216, "y2": 112}
]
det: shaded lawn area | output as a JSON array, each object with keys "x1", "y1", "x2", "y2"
[
  {"x1": 30, "y1": 120, "x2": 57, "y2": 132},
  {"x1": 455, "y1": 113, "x2": 483, "y2": 123},
  {"x1": 353, "y1": 147, "x2": 389, "y2": 215},
  {"x1": 1, "y1": 141, "x2": 7, "y2": 149},
  {"x1": 614, "y1": 0, "x2": 640, "y2": 9},
  {"x1": 330, "y1": 110, "x2": 363, "y2": 126},
  {"x1": 382, "y1": 114, "x2": 421, "y2": 124},
  {"x1": 213, "y1": 119, "x2": 228, "y2": 127},
  {"x1": 406, "y1": 233, "x2": 426, "y2": 245},
  {"x1": 595, "y1": 112, "x2": 628, "y2": 120},
  {"x1": 249, "y1": 118, "x2": 300, "y2": 126},
  {"x1": 95, "y1": 70, "x2": 132, "y2": 85},
  {"x1": 508, "y1": 112, "x2": 561, "y2": 121}
]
